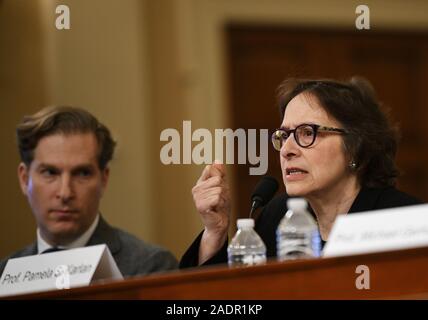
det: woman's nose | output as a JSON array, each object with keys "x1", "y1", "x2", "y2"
[{"x1": 280, "y1": 133, "x2": 299, "y2": 159}]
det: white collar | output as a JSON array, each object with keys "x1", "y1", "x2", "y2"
[{"x1": 37, "y1": 214, "x2": 100, "y2": 254}]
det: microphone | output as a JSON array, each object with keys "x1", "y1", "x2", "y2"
[{"x1": 249, "y1": 176, "x2": 279, "y2": 218}]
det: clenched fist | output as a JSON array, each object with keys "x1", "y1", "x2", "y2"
[{"x1": 192, "y1": 161, "x2": 231, "y2": 264}]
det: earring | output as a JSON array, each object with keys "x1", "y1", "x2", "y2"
[{"x1": 349, "y1": 161, "x2": 357, "y2": 170}]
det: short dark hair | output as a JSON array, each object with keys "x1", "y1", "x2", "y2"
[
  {"x1": 16, "y1": 106, "x2": 116, "y2": 169},
  {"x1": 277, "y1": 77, "x2": 399, "y2": 188}
]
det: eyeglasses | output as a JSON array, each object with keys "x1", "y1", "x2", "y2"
[{"x1": 271, "y1": 124, "x2": 347, "y2": 151}]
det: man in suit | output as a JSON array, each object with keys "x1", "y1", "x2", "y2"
[{"x1": 0, "y1": 106, "x2": 178, "y2": 277}]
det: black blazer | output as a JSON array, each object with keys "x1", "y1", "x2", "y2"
[{"x1": 180, "y1": 186, "x2": 422, "y2": 268}]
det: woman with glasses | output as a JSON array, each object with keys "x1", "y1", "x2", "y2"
[{"x1": 180, "y1": 77, "x2": 422, "y2": 267}]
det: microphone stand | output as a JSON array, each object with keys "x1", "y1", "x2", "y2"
[{"x1": 249, "y1": 197, "x2": 262, "y2": 219}]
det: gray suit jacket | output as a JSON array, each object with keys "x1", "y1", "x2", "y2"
[{"x1": 0, "y1": 216, "x2": 178, "y2": 278}]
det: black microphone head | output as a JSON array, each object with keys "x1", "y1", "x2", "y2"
[{"x1": 251, "y1": 176, "x2": 279, "y2": 207}]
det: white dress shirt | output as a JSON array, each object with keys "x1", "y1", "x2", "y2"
[{"x1": 37, "y1": 214, "x2": 100, "y2": 254}]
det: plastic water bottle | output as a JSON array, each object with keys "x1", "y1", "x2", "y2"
[
  {"x1": 276, "y1": 198, "x2": 321, "y2": 261},
  {"x1": 227, "y1": 218, "x2": 267, "y2": 267}
]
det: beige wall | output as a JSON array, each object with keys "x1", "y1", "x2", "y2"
[
  {"x1": 40, "y1": 0, "x2": 159, "y2": 245},
  {"x1": 1, "y1": 0, "x2": 428, "y2": 260},
  {"x1": 0, "y1": 0, "x2": 48, "y2": 256}
]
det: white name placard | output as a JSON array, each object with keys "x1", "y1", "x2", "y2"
[
  {"x1": 323, "y1": 204, "x2": 428, "y2": 258},
  {"x1": 0, "y1": 244, "x2": 123, "y2": 297}
]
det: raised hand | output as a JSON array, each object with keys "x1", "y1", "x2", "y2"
[{"x1": 191, "y1": 161, "x2": 231, "y2": 264}]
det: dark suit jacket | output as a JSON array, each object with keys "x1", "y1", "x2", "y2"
[
  {"x1": 0, "y1": 216, "x2": 178, "y2": 278},
  {"x1": 180, "y1": 186, "x2": 422, "y2": 268}
]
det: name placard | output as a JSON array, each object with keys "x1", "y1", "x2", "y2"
[
  {"x1": 0, "y1": 244, "x2": 123, "y2": 297},
  {"x1": 323, "y1": 204, "x2": 428, "y2": 257}
]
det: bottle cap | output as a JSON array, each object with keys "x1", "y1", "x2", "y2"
[
  {"x1": 237, "y1": 218, "x2": 255, "y2": 228},
  {"x1": 287, "y1": 198, "x2": 308, "y2": 211}
]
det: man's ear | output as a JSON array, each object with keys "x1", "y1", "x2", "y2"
[
  {"x1": 101, "y1": 166, "x2": 110, "y2": 192},
  {"x1": 17, "y1": 162, "x2": 30, "y2": 196}
]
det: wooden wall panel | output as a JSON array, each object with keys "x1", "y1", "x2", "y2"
[{"x1": 226, "y1": 26, "x2": 428, "y2": 220}]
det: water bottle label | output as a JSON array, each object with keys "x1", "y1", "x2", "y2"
[
  {"x1": 311, "y1": 230, "x2": 322, "y2": 257},
  {"x1": 228, "y1": 253, "x2": 266, "y2": 267},
  {"x1": 277, "y1": 230, "x2": 321, "y2": 260},
  {"x1": 243, "y1": 254, "x2": 266, "y2": 265}
]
